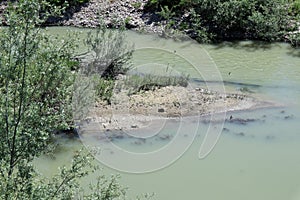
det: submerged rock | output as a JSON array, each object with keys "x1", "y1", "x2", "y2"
[
  {"x1": 133, "y1": 140, "x2": 142, "y2": 145},
  {"x1": 159, "y1": 134, "x2": 172, "y2": 141},
  {"x1": 236, "y1": 132, "x2": 245, "y2": 137},
  {"x1": 222, "y1": 127, "x2": 230, "y2": 132},
  {"x1": 158, "y1": 108, "x2": 165, "y2": 113},
  {"x1": 265, "y1": 135, "x2": 275, "y2": 140},
  {"x1": 226, "y1": 118, "x2": 258, "y2": 125},
  {"x1": 284, "y1": 115, "x2": 294, "y2": 120},
  {"x1": 131, "y1": 124, "x2": 138, "y2": 128}
]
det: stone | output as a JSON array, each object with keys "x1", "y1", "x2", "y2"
[
  {"x1": 284, "y1": 115, "x2": 294, "y2": 120},
  {"x1": 131, "y1": 124, "x2": 138, "y2": 128},
  {"x1": 237, "y1": 132, "x2": 245, "y2": 136},
  {"x1": 222, "y1": 127, "x2": 230, "y2": 132},
  {"x1": 158, "y1": 108, "x2": 165, "y2": 113}
]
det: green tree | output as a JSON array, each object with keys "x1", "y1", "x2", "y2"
[
  {"x1": 0, "y1": 1, "x2": 138, "y2": 199},
  {"x1": 75, "y1": 22, "x2": 133, "y2": 104},
  {"x1": 146, "y1": 0, "x2": 297, "y2": 43}
]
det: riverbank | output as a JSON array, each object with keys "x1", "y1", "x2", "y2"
[{"x1": 2, "y1": 0, "x2": 297, "y2": 44}]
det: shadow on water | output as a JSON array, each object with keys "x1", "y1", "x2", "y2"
[
  {"x1": 192, "y1": 78, "x2": 300, "y2": 92},
  {"x1": 211, "y1": 40, "x2": 279, "y2": 52},
  {"x1": 192, "y1": 78, "x2": 261, "y2": 88},
  {"x1": 287, "y1": 46, "x2": 300, "y2": 57}
]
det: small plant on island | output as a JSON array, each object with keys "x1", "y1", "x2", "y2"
[{"x1": 122, "y1": 73, "x2": 189, "y2": 95}]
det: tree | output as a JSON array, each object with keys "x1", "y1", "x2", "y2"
[
  {"x1": 146, "y1": 0, "x2": 296, "y2": 42},
  {"x1": 0, "y1": 1, "x2": 134, "y2": 199}
]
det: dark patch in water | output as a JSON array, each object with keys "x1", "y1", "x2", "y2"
[
  {"x1": 236, "y1": 132, "x2": 245, "y2": 137},
  {"x1": 132, "y1": 140, "x2": 143, "y2": 145},
  {"x1": 139, "y1": 138, "x2": 146, "y2": 143},
  {"x1": 284, "y1": 115, "x2": 294, "y2": 120},
  {"x1": 238, "y1": 87, "x2": 255, "y2": 93},
  {"x1": 201, "y1": 119, "x2": 211, "y2": 125},
  {"x1": 222, "y1": 127, "x2": 230, "y2": 132},
  {"x1": 56, "y1": 127, "x2": 80, "y2": 138},
  {"x1": 226, "y1": 117, "x2": 258, "y2": 125},
  {"x1": 154, "y1": 133, "x2": 173, "y2": 141},
  {"x1": 265, "y1": 135, "x2": 275, "y2": 140},
  {"x1": 115, "y1": 134, "x2": 125, "y2": 139},
  {"x1": 97, "y1": 131, "x2": 129, "y2": 142},
  {"x1": 191, "y1": 78, "x2": 261, "y2": 88},
  {"x1": 159, "y1": 134, "x2": 172, "y2": 141}
]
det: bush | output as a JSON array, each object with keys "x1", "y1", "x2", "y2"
[
  {"x1": 94, "y1": 77, "x2": 115, "y2": 103},
  {"x1": 0, "y1": 1, "x2": 144, "y2": 199},
  {"x1": 81, "y1": 24, "x2": 133, "y2": 79},
  {"x1": 123, "y1": 73, "x2": 189, "y2": 95},
  {"x1": 47, "y1": 0, "x2": 89, "y2": 7},
  {"x1": 146, "y1": 0, "x2": 296, "y2": 42},
  {"x1": 289, "y1": 0, "x2": 300, "y2": 15},
  {"x1": 145, "y1": 0, "x2": 193, "y2": 10}
]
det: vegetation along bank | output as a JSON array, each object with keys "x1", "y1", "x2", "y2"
[{"x1": 1, "y1": 0, "x2": 299, "y2": 46}]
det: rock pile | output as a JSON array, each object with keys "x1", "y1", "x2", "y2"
[
  {"x1": 0, "y1": 0, "x2": 165, "y2": 34},
  {"x1": 61, "y1": 0, "x2": 164, "y2": 33},
  {"x1": 62, "y1": 0, "x2": 148, "y2": 28}
]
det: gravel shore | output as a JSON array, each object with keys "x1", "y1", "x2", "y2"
[{"x1": 78, "y1": 85, "x2": 277, "y2": 132}]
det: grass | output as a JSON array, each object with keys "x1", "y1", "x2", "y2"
[
  {"x1": 121, "y1": 73, "x2": 189, "y2": 95},
  {"x1": 94, "y1": 71, "x2": 190, "y2": 102},
  {"x1": 94, "y1": 76, "x2": 115, "y2": 103}
]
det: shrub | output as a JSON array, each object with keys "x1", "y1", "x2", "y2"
[
  {"x1": 0, "y1": 1, "x2": 143, "y2": 199},
  {"x1": 123, "y1": 73, "x2": 189, "y2": 95},
  {"x1": 146, "y1": 0, "x2": 296, "y2": 42},
  {"x1": 94, "y1": 77, "x2": 115, "y2": 103},
  {"x1": 47, "y1": 0, "x2": 89, "y2": 7}
]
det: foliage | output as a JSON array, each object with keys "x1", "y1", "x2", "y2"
[
  {"x1": 0, "y1": 1, "x2": 145, "y2": 200},
  {"x1": 94, "y1": 77, "x2": 115, "y2": 103},
  {"x1": 157, "y1": 5, "x2": 175, "y2": 20},
  {"x1": 287, "y1": 32, "x2": 300, "y2": 47},
  {"x1": 0, "y1": 148, "x2": 128, "y2": 200},
  {"x1": 131, "y1": 2, "x2": 142, "y2": 10},
  {"x1": 47, "y1": 0, "x2": 89, "y2": 7},
  {"x1": 146, "y1": 0, "x2": 298, "y2": 42},
  {"x1": 289, "y1": 0, "x2": 300, "y2": 15},
  {"x1": 145, "y1": 0, "x2": 174, "y2": 10},
  {"x1": 85, "y1": 174, "x2": 127, "y2": 200},
  {"x1": 77, "y1": 22, "x2": 134, "y2": 104},
  {"x1": 0, "y1": 0, "x2": 79, "y2": 198},
  {"x1": 81, "y1": 23, "x2": 133, "y2": 79},
  {"x1": 122, "y1": 73, "x2": 189, "y2": 95}
]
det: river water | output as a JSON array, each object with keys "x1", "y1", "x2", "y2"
[{"x1": 35, "y1": 28, "x2": 300, "y2": 200}]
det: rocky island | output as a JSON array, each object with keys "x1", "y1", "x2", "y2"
[{"x1": 78, "y1": 79, "x2": 276, "y2": 133}]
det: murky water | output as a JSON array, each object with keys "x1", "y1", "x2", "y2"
[{"x1": 35, "y1": 27, "x2": 300, "y2": 200}]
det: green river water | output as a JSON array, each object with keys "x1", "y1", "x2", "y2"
[{"x1": 35, "y1": 27, "x2": 300, "y2": 200}]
